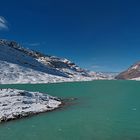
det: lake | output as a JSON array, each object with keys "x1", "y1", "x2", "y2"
[{"x1": 0, "y1": 80, "x2": 140, "y2": 140}]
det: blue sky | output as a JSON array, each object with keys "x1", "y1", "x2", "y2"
[{"x1": 0, "y1": 0, "x2": 140, "y2": 72}]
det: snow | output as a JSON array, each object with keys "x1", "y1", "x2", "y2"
[
  {"x1": 131, "y1": 77, "x2": 140, "y2": 80},
  {"x1": 0, "y1": 89, "x2": 61, "y2": 122},
  {"x1": 131, "y1": 65, "x2": 139, "y2": 70},
  {"x1": 0, "y1": 60, "x2": 97, "y2": 84}
]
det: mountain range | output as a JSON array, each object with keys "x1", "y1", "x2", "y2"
[
  {"x1": 1, "y1": 39, "x2": 140, "y2": 83},
  {"x1": 0, "y1": 39, "x2": 112, "y2": 84}
]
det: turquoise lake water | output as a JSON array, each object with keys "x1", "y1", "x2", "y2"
[{"x1": 0, "y1": 80, "x2": 140, "y2": 140}]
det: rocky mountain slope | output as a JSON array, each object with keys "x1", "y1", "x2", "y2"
[
  {"x1": 0, "y1": 39, "x2": 108, "y2": 84},
  {"x1": 115, "y1": 61, "x2": 140, "y2": 80}
]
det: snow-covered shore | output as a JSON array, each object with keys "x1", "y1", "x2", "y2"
[{"x1": 0, "y1": 89, "x2": 62, "y2": 122}]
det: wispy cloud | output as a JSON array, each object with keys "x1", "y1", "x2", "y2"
[
  {"x1": 91, "y1": 65, "x2": 101, "y2": 69},
  {"x1": 0, "y1": 16, "x2": 8, "y2": 30},
  {"x1": 23, "y1": 41, "x2": 47, "y2": 47},
  {"x1": 26, "y1": 43, "x2": 41, "y2": 47},
  {"x1": 23, "y1": 42, "x2": 42, "y2": 47}
]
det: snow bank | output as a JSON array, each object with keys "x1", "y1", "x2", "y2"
[{"x1": 0, "y1": 89, "x2": 61, "y2": 122}]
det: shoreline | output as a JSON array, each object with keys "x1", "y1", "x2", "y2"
[
  {"x1": 0, "y1": 103, "x2": 64, "y2": 124},
  {"x1": 0, "y1": 98, "x2": 77, "y2": 124},
  {"x1": 0, "y1": 77, "x2": 115, "y2": 85}
]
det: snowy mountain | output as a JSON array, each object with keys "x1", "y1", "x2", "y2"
[
  {"x1": 0, "y1": 39, "x2": 106, "y2": 84},
  {"x1": 115, "y1": 61, "x2": 140, "y2": 80}
]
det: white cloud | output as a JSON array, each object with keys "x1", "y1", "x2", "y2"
[{"x1": 0, "y1": 16, "x2": 8, "y2": 30}]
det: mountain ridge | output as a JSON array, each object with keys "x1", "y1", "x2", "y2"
[
  {"x1": 115, "y1": 61, "x2": 140, "y2": 80},
  {"x1": 0, "y1": 39, "x2": 114, "y2": 84},
  {"x1": 0, "y1": 39, "x2": 95, "y2": 84}
]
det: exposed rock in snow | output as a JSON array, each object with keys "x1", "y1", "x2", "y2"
[{"x1": 0, "y1": 89, "x2": 61, "y2": 122}]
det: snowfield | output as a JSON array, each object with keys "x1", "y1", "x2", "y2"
[
  {"x1": 0, "y1": 89, "x2": 61, "y2": 122},
  {"x1": 0, "y1": 60, "x2": 99, "y2": 84}
]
